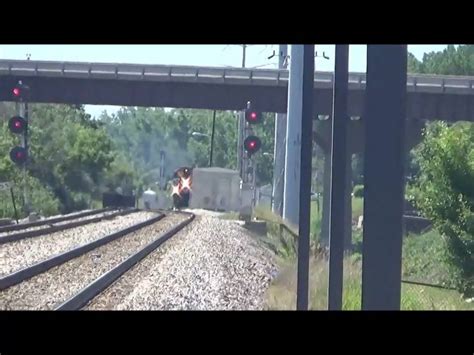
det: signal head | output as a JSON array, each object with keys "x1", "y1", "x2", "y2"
[
  {"x1": 245, "y1": 109, "x2": 262, "y2": 124},
  {"x1": 11, "y1": 83, "x2": 30, "y2": 101},
  {"x1": 10, "y1": 146, "x2": 28, "y2": 165},
  {"x1": 244, "y1": 135, "x2": 262, "y2": 156},
  {"x1": 8, "y1": 116, "x2": 27, "y2": 134}
]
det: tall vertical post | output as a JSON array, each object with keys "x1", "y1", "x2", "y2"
[
  {"x1": 283, "y1": 46, "x2": 303, "y2": 228},
  {"x1": 10, "y1": 187, "x2": 19, "y2": 224},
  {"x1": 361, "y1": 45, "x2": 407, "y2": 310},
  {"x1": 327, "y1": 45, "x2": 349, "y2": 310},
  {"x1": 272, "y1": 44, "x2": 288, "y2": 216},
  {"x1": 237, "y1": 46, "x2": 247, "y2": 178},
  {"x1": 282, "y1": 45, "x2": 314, "y2": 310},
  {"x1": 159, "y1": 150, "x2": 166, "y2": 190},
  {"x1": 209, "y1": 110, "x2": 216, "y2": 167},
  {"x1": 19, "y1": 103, "x2": 29, "y2": 214}
]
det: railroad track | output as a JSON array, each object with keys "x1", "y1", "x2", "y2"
[
  {"x1": 0, "y1": 208, "x2": 138, "y2": 245},
  {"x1": 0, "y1": 207, "x2": 112, "y2": 234},
  {"x1": 0, "y1": 210, "x2": 195, "y2": 310}
]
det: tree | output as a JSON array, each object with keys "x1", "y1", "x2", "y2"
[
  {"x1": 99, "y1": 107, "x2": 275, "y2": 187},
  {"x1": 411, "y1": 122, "x2": 474, "y2": 297},
  {"x1": 26, "y1": 104, "x2": 115, "y2": 212},
  {"x1": 407, "y1": 45, "x2": 474, "y2": 75},
  {"x1": 408, "y1": 45, "x2": 474, "y2": 297}
]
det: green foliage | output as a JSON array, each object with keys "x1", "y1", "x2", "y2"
[
  {"x1": 408, "y1": 45, "x2": 474, "y2": 76},
  {"x1": 1, "y1": 103, "x2": 116, "y2": 216},
  {"x1": 2, "y1": 103, "x2": 275, "y2": 218},
  {"x1": 406, "y1": 45, "x2": 474, "y2": 298},
  {"x1": 402, "y1": 230, "x2": 453, "y2": 288},
  {"x1": 310, "y1": 200, "x2": 322, "y2": 243},
  {"x1": 99, "y1": 107, "x2": 275, "y2": 187},
  {"x1": 0, "y1": 172, "x2": 60, "y2": 219},
  {"x1": 266, "y1": 255, "x2": 474, "y2": 310},
  {"x1": 353, "y1": 184, "x2": 364, "y2": 198},
  {"x1": 352, "y1": 196, "x2": 364, "y2": 219},
  {"x1": 411, "y1": 122, "x2": 474, "y2": 297},
  {"x1": 26, "y1": 104, "x2": 115, "y2": 212}
]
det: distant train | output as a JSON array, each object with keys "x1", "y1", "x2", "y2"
[
  {"x1": 170, "y1": 166, "x2": 242, "y2": 213},
  {"x1": 171, "y1": 167, "x2": 193, "y2": 209}
]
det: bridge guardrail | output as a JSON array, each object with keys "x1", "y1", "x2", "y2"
[{"x1": 1, "y1": 59, "x2": 474, "y2": 94}]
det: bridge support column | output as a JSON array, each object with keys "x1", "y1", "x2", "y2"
[
  {"x1": 282, "y1": 44, "x2": 314, "y2": 310},
  {"x1": 272, "y1": 45, "x2": 288, "y2": 216},
  {"x1": 361, "y1": 45, "x2": 407, "y2": 310},
  {"x1": 283, "y1": 45, "x2": 304, "y2": 228}
]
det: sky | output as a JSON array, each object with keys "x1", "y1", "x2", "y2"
[{"x1": 0, "y1": 44, "x2": 450, "y2": 117}]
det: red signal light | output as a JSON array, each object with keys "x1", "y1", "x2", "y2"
[
  {"x1": 245, "y1": 109, "x2": 262, "y2": 124},
  {"x1": 8, "y1": 116, "x2": 27, "y2": 134},
  {"x1": 9, "y1": 146, "x2": 28, "y2": 165},
  {"x1": 11, "y1": 83, "x2": 30, "y2": 101},
  {"x1": 244, "y1": 135, "x2": 262, "y2": 156}
]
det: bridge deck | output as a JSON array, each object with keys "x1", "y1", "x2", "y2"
[{"x1": 1, "y1": 59, "x2": 474, "y2": 95}]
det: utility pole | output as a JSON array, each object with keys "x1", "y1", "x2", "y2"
[
  {"x1": 361, "y1": 45, "x2": 407, "y2": 310},
  {"x1": 23, "y1": 101, "x2": 30, "y2": 215},
  {"x1": 272, "y1": 45, "x2": 288, "y2": 216},
  {"x1": 283, "y1": 45, "x2": 315, "y2": 310},
  {"x1": 283, "y1": 45, "x2": 303, "y2": 228},
  {"x1": 327, "y1": 45, "x2": 349, "y2": 310},
  {"x1": 237, "y1": 45, "x2": 247, "y2": 177},
  {"x1": 209, "y1": 110, "x2": 216, "y2": 167}
]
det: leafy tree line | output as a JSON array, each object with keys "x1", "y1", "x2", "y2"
[
  {"x1": 1, "y1": 104, "x2": 276, "y2": 219},
  {"x1": 408, "y1": 45, "x2": 474, "y2": 297},
  {"x1": 1, "y1": 104, "x2": 114, "y2": 217},
  {"x1": 345, "y1": 46, "x2": 474, "y2": 297}
]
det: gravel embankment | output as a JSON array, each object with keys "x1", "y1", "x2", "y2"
[
  {"x1": 0, "y1": 209, "x2": 119, "y2": 238},
  {"x1": 86, "y1": 215, "x2": 277, "y2": 310},
  {"x1": 0, "y1": 211, "x2": 157, "y2": 278},
  {"x1": 0, "y1": 213, "x2": 187, "y2": 310}
]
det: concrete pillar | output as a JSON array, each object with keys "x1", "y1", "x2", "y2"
[
  {"x1": 361, "y1": 45, "x2": 407, "y2": 310},
  {"x1": 272, "y1": 45, "x2": 288, "y2": 216},
  {"x1": 283, "y1": 45, "x2": 304, "y2": 228}
]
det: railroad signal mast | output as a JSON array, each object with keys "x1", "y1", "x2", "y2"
[
  {"x1": 9, "y1": 82, "x2": 30, "y2": 165},
  {"x1": 239, "y1": 101, "x2": 263, "y2": 221},
  {"x1": 242, "y1": 102, "x2": 263, "y2": 185},
  {"x1": 9, "y1": 81, "x2": 31, "y2": 213}
]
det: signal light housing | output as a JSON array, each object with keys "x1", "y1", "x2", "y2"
[
  {"x1": 11, "y1": 83, "x2": 30, "y2": 101},
  {"x1": 10, "y1": 146, "x2": 28, "y2": 165},
  {"x1": 244, "y1": 109, "x2": 262, "y2": 124},
  {"x1": 244, "y1": 135, "x2": 262, "y2": 156},
  {"x1": 8, "y1": 116, "x2": 27, "y2": 134}
]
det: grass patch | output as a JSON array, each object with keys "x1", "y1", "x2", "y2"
[
  {"x1": 253, "y1": 202, "x2": 471, "y2": 309},
  {"x1": 352, "y1": 197, "x2": 364, "y2": 219},
  {"x1": 402, "y1": 229, "x2": 453, "y2": 288},
  {"x1": 265, "y1": 255, "x2": 474, "y2": 310}
]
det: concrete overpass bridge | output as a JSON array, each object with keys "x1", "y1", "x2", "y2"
[
  {"x1": 2, "y1": 59, "x2": 473, "y2": 247},
  {"x1": 1, "y1": 59, "x2": 474, "y2": 122}
]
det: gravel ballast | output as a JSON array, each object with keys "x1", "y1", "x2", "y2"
[
  {"x1": 0, "y1": 211, "x2": 157, "y2": 277},
  {"x1": 0, "y1": 209, "x2": 117, "y2": 238},
  {"x1": 86, "y1": 214, "x2": 277, "y2": 310},
  {"x1": 0, "y1": 213, "x2": 186, "y2": 310}
]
